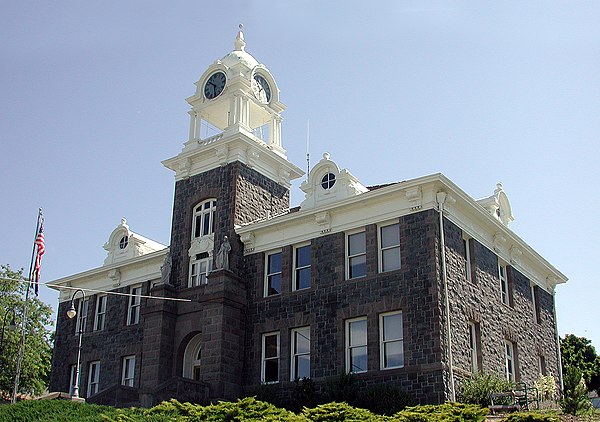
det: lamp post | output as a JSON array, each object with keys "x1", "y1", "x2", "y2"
[
  {"x1": 0, "y1": 307, "x2": 16, "y2": 353},
  {"x1": 66, "y1": 289, "x2": 85, "y2": 399}
]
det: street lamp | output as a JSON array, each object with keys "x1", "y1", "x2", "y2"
[
  {"x1": 0, "y1": 308, "x2": 16, "y2": 353},
  {"x1": 66, "y1": 289, "x2": 85, "y2": 399}
]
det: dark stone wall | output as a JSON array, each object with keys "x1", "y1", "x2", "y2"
[
  {"x1": 243, "y1": 209, "x2": 446, "y2": 404},
  {"x1": 168, "y1": 162, "x2": 289, "y2": 290},
  {"x1": 49, "y1": 283, "x2": 148, "y2": 398},
  {"x1": 441, "y1": 218, "x2": 559, "y2": 387}
]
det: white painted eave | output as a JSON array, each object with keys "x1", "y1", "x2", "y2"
[{"x1": 236, "y1": 173, "x2": 567, "y2": 292}]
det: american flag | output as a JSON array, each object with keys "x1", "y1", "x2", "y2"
[{"x1": 32, "y1": 213, "x2": 45, "y2": 296}]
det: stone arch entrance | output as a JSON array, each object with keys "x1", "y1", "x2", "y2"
[{"x1": 182, "y1": 333, "x2": 203, "y2": 380}]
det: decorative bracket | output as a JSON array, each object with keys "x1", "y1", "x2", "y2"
[
  {"x1": 240, "y1": 232, "x2": 255, "y2": 253},
  {"x1": 405, "y1": 187, "x2": 422, "y2": 210},
  {"x1": 493, "y1": 233, "x2": 507, "y2": 252},
  {"x1": 509, "y1": 246, "x2": 522, "y2": 265},
  {"x1": 108, "y1": 268, "x2": 121, "y2": 287},
  {"x1": 315, "y1": 211, "x2": 331, "y2": 234}
]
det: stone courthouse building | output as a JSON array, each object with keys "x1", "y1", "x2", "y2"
[{"x1": 48, "y1": 28, "x2": 567, "y2": 407}]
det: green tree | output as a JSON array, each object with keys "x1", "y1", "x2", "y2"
[
  {"x1": 559, "y1": 366, "x2": 593, "y2": 416},
  {"x1": 0, "y1": 264, "x2": 53, "y2": 398},
  {"x1": 560, "y1": 334, "x2": 600, "y2": 394}
]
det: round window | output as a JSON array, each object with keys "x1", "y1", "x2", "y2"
[
  {"x1": 119, "y1": 235, "x2": 129, "y2": 250},
  {"x1": 321, "y1": 173, "x2": 336, "y2": 190}
]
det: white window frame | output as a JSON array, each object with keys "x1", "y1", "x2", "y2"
[
  {"x1": 379, "y1": 311, "x2": 404, "y2": 370},
  {"x1": 504, "y1": 340, "x2": 516, "y2": 382},
  {"x1": 261, "y1": 332, "x2": 280, "y2": 383},
  {"x1": 75, "y1": 299, "x2": 88, "y2": 334},
  {"x1": 346, "y1": 317, "x2": 368, "y2": 374},
  {"x1": 127, "y1": 285, "x2": 142, "y2": 325},
  {"x1": 468, "y1": 321, "x2": 480, "y2": 373},
  {"x1": 121, "y1": 355, "x2": 136, "y2": 387},
  {"x1": 463, "y1": 236, "x2": 472, "y2": 282},
  {"x1": 189, "y1": 254, "x2": 212, "y2": 287},
  {"x1": 264, "y1": 250, "x2": 283, "y2": 297},
  {"x1": 290, "y1": 326, "x2": 311, "y2": 381},
  {"x1": 379, "y1": 222, "x2": 401, "y2": 273},
  {"x1": 87, "y1": 361, "x2": 100, "y2": 397},
  {"x1": 293, "y1": 243, "x2": 311, "y2": 291},
  {"x1": 69, "y1": 364, "x2": 80, "y2": 395},
  {"x1": 93, "y1": 295, "x2": 107, "y2": 331},
  {"x1": 499, "y1": 262, "x2": 509, "y2": 305},
  {"x1": 346, "y1": 230, "x2": 366, "y2": 280},
  {"x1": 191, "y1": 199, "x2": 216, "y2": 239}
]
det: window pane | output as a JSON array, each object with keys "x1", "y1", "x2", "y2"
[
  {"x1": 384, "y1": 341, "x2": 404, "y2": 368},
  {"x1": 295, "y1": 355, "x2": 310, "y2": 379},
  {"x1": 381, "y1": 224, "x2": 400, "y2": 248},
  {"x1": 350, "y1": 346, "x2": 367, "y2": 372},
  {"x1": 295, "y1": 328, "x2": 310, "y2": 354},
  {"x1": 264, "y1": 360, "x2": 278, "y2": 382},
  {"x1": 349, "y1": 319, "x2": 367, "y2": 347},
  {"x1": 194, "y1": 215, "x2": 202, "y2": 238},
  {"x1": 349, "y1": 255, "x2": 366, "y2": 278},
  {"x1": 383, "y1": 313, "x2": 403, "y2": 341},
  {"x1": 268, "y1": 253, "x2": 282, "y2": 273},
  {"x1": 202, "y1": 213, "x2": 210, "y2": 236},
  {"x1": 382, "y1": 247, "x2": 401, "y2": 272},
  {"x1": 268, "y1": 274, "x2": 281, "y2": 295},
  {"x1": 297, "y1": 267, "x2": 311, "y2": 290},
  {"x1": 296, "y1": 246, "x2": 311, "y2": 267},
  {"x1": 348, "y1": 232, "x2": 365, "y2": 256},
  {"x1": 265, "y1": 335, "x2": 278, "y2": 358}
]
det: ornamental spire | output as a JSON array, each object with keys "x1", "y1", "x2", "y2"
[{"x1": 234, "y1": 23, "x2": 246, "y2": 51}]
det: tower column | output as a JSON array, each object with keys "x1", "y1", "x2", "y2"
[{"x1": 188, "y1": 111, "x2": 197, "y2": 141}]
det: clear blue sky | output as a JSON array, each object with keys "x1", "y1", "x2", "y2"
[{"x1": 1, "y1": 1, "x2": 599, "y2": 349}]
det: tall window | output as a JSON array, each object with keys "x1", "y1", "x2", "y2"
[
  {"x1": 291, "y1": 327, "x2": 311, "y2": 380},
  {"x1": 182, "y1": 333, "x2": 203, "y2": 380},
  {"x1": 192, "y1": 199, "x2": 216, "y2": 239},
  {"x1": 380, "y1": 311, "x2": 404, "y2": 369},
  {"x1": 499, "y1": 262, "x2": 509, "y2": 305},
  {"x1": 538, "y1": 355, "x2": 547, "y2": 376},
  {"x1": 69, "y1": 364, "x2": 80, "y2": 395},
  {"x1": 379, "y1": 223, "x2": 401, "y2": 272},
  {"x1": 121, "y1": 355, "x2": 135, "y2": 387},
  {"x1": 293, "y1": 244, "x2": 311, "y2": 291},
  {"x1": 504, "y1": 340, "x2": 516, "y2": 382},
  {"x1": 75, "y1": 299, "x2": 89, "y2": 334},
  {"x1": 463, "y1": 237, "x2": 472, "y2": 282},
  {"x1": 261, "y1": 332, "x2": 280, "y2": 383},
  {"x1": 189, "y1": 253, "x2": 212, "y2": 287},
  {"x1": 94, "y1": 295, "x2": 107, "y2": 331},
  {"x1": 347, "y1": 231, "x2": 366, "y2": 279},
  {"x1": 346, "y1": 317, "x2": 367, "y2": 373},
  {"x1": 127, "y1": 286, "x2": 142, "y2": 325},
  {"x1": 87, "y1": 361, "x2": 100, "y2": 396},
  {"x1": 468, "y1": 321, "x2": 481, "y2": 373},
  {"x1": 265, "y1": 251, "x2": 282, "y2": 296}
]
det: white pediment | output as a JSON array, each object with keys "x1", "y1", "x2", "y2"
[
  {"x1": 300, "y1": 153, "x2": 368, "y2": 210},
  {"x1": 103, "y1": 218, "x2": 167, "y2": 266},
  {"x1": 476, "y1": 183, "x2": 514, "y2": 227}
]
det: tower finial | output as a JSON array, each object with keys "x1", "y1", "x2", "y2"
[{"x1": 234, "y1": 23, "x2": 246, "y2": 51}]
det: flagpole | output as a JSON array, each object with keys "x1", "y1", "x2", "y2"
[{"x1": 12, "y1": 208, "x2": 42, "y2": 403}]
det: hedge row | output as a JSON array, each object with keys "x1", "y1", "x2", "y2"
[{"x1": 0, "y1": 397, "x2": 565, "y2": 421}]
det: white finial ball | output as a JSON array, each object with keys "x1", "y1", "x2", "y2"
[
  {"x1": 121, "y1": 217, "x2": 127, "y2": 225},
  {"x1": 239, "y1": 23, "x2": 244, "y2": 30},
  {"x1": 323, "y1": 152, "x2": 330, "y2": 160}
]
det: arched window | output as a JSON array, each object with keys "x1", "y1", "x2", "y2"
[
  {"x1": 183, "y1": 333, "x2": 203, "y2": 380},
  {"x1": 192, "y1": 199, "x2": 216, "y2": 239}
]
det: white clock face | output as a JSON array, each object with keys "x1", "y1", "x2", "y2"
[
  {"x1": 252, "y1": 74, "x2": 271, "y2": 104},
  {"x1": 204, "y1": 72, "x2": 226, "y2": 99}
]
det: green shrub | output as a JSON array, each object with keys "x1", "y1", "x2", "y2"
[
  {"x1": 301, "y1": 401, "x2": 385, "y2": 421},
  {"x1": 354, "y1": 383, "x2": 415, "y2": 416},
  {"x1": 559, "y1": 366, "x2": 593, "y2": 416},
  {"x1": 323, "y1": 373, "x2": 359, "y2": 404},
  {"x1": 500, "y1": 411, "x2": 560, "y2": 422},
  {"x1": 533, "y1": 375, "x2": 557, "y2": 402},
  {"x1": 289, "y1": 378, "x2": 321, "y2": 412},
  {"x1": 0, "y1": 399, "x2": 121, "y2": 422},
  {"x1": 393, "y1": 402, "x2": 488, "y2": 422},
  {"x1": 457, "y1": 372, "x2": 514, "y2": 406}
]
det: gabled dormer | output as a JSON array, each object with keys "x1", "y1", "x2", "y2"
[
  {"x1": 300, "y1": 153, "x2": 368, "y2": 210},
  {"x1": 103, "y1": 218, "x2": 166, "y2": 265}
]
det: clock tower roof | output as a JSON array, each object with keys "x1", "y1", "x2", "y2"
[{"x1": 219, "y1": 24, "x2": 260, "y2": 69}]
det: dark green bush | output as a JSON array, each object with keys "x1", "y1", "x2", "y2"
[
  {"x1": 0, "y1": 399, "x2": 121, "y2": 422},
  {"x1": 457, "y1": 372, "x2": 514, "y2": 406},
  {"x1": 500, "y1": 411, "x2": 560, "y2": 422},
  {"x1": 323, "y1": 373, "x2": 359, "y2": 404},
  {"x1": 393, "y1": 402, "x2": 488, "y2": 422},
  {"x1": 301, "y1": 401, "x2": 384, "y2": 421},
  {"x1": 560, "y1": 366, "x2": 593, "y2": 416},
  {"x1": 354, "y1": 383, "x2": 415, "y2": 415}
]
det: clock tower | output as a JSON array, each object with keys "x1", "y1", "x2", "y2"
[{"x1": 142, "y1": 26, "x2": 303, "y2": 401}]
